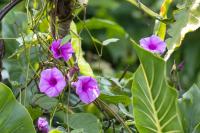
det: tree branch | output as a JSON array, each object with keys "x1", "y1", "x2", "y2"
[{"x1": 0, "y1": 0, "x2": 23, "y2": 21}]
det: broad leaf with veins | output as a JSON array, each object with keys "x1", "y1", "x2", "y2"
[{"x1": 132, "y1": 44, "x2": 183, "y2": 133}]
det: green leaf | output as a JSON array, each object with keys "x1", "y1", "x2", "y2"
[
  {"x1": 102, "y1": 38, "x2": 119, "y2": 46},
  {"x1": 71, "y1": 129, "x2": 84, "y2": 133},
  {"x1": 27, "y1": 106, "x2": 42, "y2": 120},
  {"x1": 118, "y1": 103, "x2": 134, "y2": 118},
  {"x1": 99, "y1": 93, "x2": 131, "y2": 106},
  {"x1": 2, "y1": 11, "x2": 28, "y2": 56},
  {"x1": 165, "y1": 0, "x2": 200, "y2": 60},
  {"x1": 49, "y1": 129, "x2": 62, "y2": 133},
  {"x1": 0, "y1": 83, "x2": 36, "y2": 133},
  {"x1": 77, "y1": 18, "x2": 126, "y2": 36},
  {"x1": 70, "y1": 22, "x2": 94, "y2": 77},
  {"x1": 68, "y1": 113, "x2": 101, "y2": 133},
  {"x1": 31, "y1": 94, "x2": 58, "y2": 110},
  {"x1": 131, "y1": 44, "x2": 183, "y2": 133},
  {"x1": 179, "y1": 84, "x2": 200, "y2": 133}
]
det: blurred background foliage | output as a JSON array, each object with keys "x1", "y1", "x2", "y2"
[{"x1": 0, "y1": 0, "x2": 200, "y2": 132}]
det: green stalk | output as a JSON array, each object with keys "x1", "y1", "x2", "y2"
[
  {"x1": 127, "y1": 0, "x2": 163, "y2": 20},
  {"x1": 154, "y1": 0, "x2": 173, "y2": 40}
]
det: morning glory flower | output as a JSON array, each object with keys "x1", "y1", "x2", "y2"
[
  {"x1": 50, "y1": 39, "x2": 74, "y2": 61},
  {"x1": 72, "y1": 76, "x2": 100, "y2": 104},
  {"x1": 139, "y1": 35, "x2": 166, "y2": 54},
  {"x1": 37, "y1": 117, "x2": 49, "y2": 133},
  {"x1": 39, "y1": 67, "x2": 66, "y2": 97}
]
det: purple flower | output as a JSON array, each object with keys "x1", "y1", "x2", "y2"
[
  {"x1": 72, "y1": 76, "x2": 100, "y2": 104},
  {"x1": 37, "y1": 117, "x2": 49, "y2": 133},
  {"x1": 50, "y1": 39, "x2": 74, "y2": 61},
  {"x1": 139, "y1": 35, "x2": 166, "y2": 54},
  {"x1": 39, "y1": 67, "x2": 66, "y2": 97}
]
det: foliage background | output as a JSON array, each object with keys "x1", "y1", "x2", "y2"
[{"x1": 0, "y1": 0, "x2": 200, "y2": 132}]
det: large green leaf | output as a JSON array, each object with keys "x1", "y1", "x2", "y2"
[
  {"x1": 179, "y1": 84, "x2": 200, "y2": 133},
  {"x1": 165, "y1": 0, "x2": 200, "y2": 60},
  {"x1": 0, "y1": 82, "x2": 36, "y2": 133},
  {"x1": 131, "y1": 44, "x2": 183, "y2": 133}
]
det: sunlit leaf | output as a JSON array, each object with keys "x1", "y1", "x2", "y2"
[
  {"x1": 71, "y1": 129, "x2": 84, "y2": 133},
  {"x1": 154, "y1": 0, "x2": 173, "y2": 39},
  {"x1": 165, "y1": 0, "x2": 200, "y2": 60},
  {"x1": 102, "y1": 38, "x2": 119, "y2": 46},
  {"x1": 49, "y1": 129, "x2": 62, "y2": 133},
  {"x1": 70, "y1": 22, "x2": 94, "y2": 77}
]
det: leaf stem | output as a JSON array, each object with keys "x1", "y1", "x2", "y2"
[
  {"x1": 127, "y1": 0, "x2": 163, "y2": 20},
  {"x1": 95, "y1": 99, "x2": 132, "y2": 133},
  {"x1": 154, "y1": 0, "x2": 173, "y2": 39}
]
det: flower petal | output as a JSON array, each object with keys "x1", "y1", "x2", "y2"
[
  {"x1": 139, "y1": 37, "x2": 151, "y2": 49},
  {"x1": 39, "y1": 67, "x2": 66, "y2": 97},
  {"x1": 78, "y1": 91, "x2": 90, "y2": 104},
  {"x1": 39, "y1": 78, "x2": 51, "y2": 92},
  {"x1": 86, "y1": 88, "x2": 100, "y2": 102},
  {"x1": 50, "y1": 39, "x2": 62, "y2": 59},
  {"x1": 73, "y1": 76, "x2": 100, "y2": 104},
  {"x1": 45, "y1": 87, "x2": 60, "y2": 97},
  {"x1": 73, "y1": 80, "x2": 83, "y2": 95},
  {"x1": 60, "y1": 42, "x2": 74, "y2": 61},
  {"x1": 139, "y1": 35, "x2": 166, "y2": 54}
]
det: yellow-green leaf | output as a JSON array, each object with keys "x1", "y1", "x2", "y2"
[{"x1": 165, "y1": 0, "x2": 200, "y2": 60}]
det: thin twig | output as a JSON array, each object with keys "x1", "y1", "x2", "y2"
[
  {"x1": 94, "y1": 99, "x2": 132, "y2": 133},
  {"x1": 16, "y1": 67, "x2": 40, "y2": 98},
  {"x1": 118, "y1": 65, "x2": 130, "y2": 82}
]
